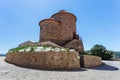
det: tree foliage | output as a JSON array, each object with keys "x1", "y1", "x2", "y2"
[{"x1": 90, "y1": 44, "x2": 114, "y2": 60}]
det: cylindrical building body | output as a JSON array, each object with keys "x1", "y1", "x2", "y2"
[
  {"x1": 39, "y1": 18, "x2": 61, "y2": 45},
  {"x1": 51, "y1": 10, "x2": 77, "y2": 45}
]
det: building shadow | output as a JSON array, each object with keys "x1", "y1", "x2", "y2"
[
  {"x1": 5, "y1": 59, "x2": 119, "y2": 72},
  {"x1": 30, "y1": 68, "x2": 87, "y2": 72},
  {"x1": 5, "y1": 60, "x2": 87, "y2": 72},
  {"x1": 87, "y1": 63, "x2": 119, "y2": 71}
]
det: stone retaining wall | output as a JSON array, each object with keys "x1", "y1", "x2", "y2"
[
  {"x1": 80, "y1": 55, "x2": 102, "y2": 67},
  {"x1": 5, "y1": 52, "x2": 80, "y2": 69}
]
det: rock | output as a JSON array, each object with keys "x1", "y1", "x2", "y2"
[
  {"x1": 63, "y1": 39, "x2": 84, "y2": 52},
  {"x1": 19, "y1": 41, "x2": 62, "y2": 48},
  {"x1": 34, "y1": 41, "x2": 62, "y2": 48},
  {"x1": 19, "y1": 41, "x2": 34, "y2": 47}
]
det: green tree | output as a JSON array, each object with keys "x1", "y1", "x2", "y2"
[
  {"x1": 90, "y1": 44, "x2": 114, "y2": 60},
  {"x1": 104, "y1": 51, "x2": 115, "y2": 60}
]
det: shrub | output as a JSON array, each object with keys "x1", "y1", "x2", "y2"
[
  {"x1": 30, "y1": 47, "x2": 34, "y2": 52},
  {"x1": 79, "y1": 51, "x2": 90, "y2": 55},
  {"x1": 9, "y1": 46, "x2": 30, "y2": 52}
]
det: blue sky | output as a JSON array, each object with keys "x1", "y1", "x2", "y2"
[{"x1": 0, "y1": 0, "x2": 120, "y2": 53}]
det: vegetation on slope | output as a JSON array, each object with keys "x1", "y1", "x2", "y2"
[{"x1": 8, "y1": 45, "x2": 75, "y2": 53}]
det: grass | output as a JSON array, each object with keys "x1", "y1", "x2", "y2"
[
  {"x1": 9, "y1": 46, "x2": 31, "y2": 52},
  {"x1": 8, "y1": 45, "x2": 75, "y2": 53}
]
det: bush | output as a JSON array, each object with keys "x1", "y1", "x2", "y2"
[
  {"x1": 9, "y1": 46, "x2": 30, "y2": 52},
  {"x1": 90, "y1": 44, "x2": 114, "y2": 60},
  {"x1": 79, "y1": 51, "x2": 90, "y2": 55},
  {"x1": 103, "y1": 51, "x2": 114, "y2": 60}
]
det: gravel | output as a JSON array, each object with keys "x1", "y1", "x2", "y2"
[{"x1": 0, "y1": 56, "x2": 120, "y2": 80}]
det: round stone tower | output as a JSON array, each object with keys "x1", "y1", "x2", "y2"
[
  {"x1": 51, "y1": 10, "x2": 77, "y2": 45},
  {"x1": 39, "y1": 18, "x2": 61, "y2": 45},
  {"x1": 39, "y1": 10, "x2": 84, "y2": 52}
]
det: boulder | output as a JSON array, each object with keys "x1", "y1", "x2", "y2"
[
  {"x1": 63, "y1": 39, "x2": 84, "y2": 52},
  {"x1": 34, "y1": 41, "x2": 62, "y2": 48},
  {"x1": 19, "y1": 41, "x2": 62, "y2": 48},
  {"x1": 19, "y1": 41, "x2": 34, "y2": 47}
]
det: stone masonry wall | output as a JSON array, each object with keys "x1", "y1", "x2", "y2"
[
  {"x1": 51, "y1": 12, "x2": 76, "y2": 45},
  {"x1": 80, "y1": 55, "x2": 102, "y2": 67},
  {"x1": 40, "y1": 19, "x2": 61, "y2": 45},
  {"x1": 5, "y1": 52, "x2": 80, "y2": 69}
]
